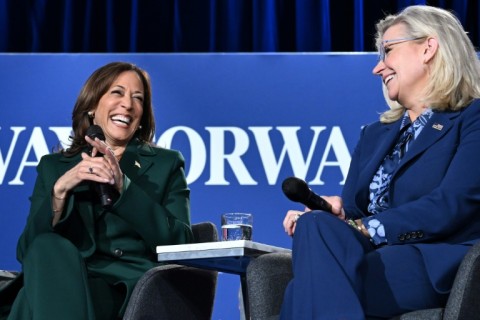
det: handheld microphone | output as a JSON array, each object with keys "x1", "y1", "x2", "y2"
[
  {"x1": 86, "y1": 125, "x2": 114, "y2": 208},
  {"x1": 281, "y1": 176, "x2": 333, "y2": 213}
]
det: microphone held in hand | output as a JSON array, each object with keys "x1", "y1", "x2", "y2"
[
  {"x1": 86, "y1": 125, "x2": 114, "y2": 208},
  {"x1": 281, "y1": 177, "x2": 333, "y2": 213}
]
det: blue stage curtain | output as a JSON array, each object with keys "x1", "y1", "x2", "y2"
[
  {"x1": 0, "y1": 0, "x2": 477, "y2": 53},
  {"x1": 0, "y1": 0, "x2": 8, "y2": 50}
]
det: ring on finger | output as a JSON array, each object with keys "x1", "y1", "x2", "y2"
[
  {"x1": 89, "y1": 167, "x2": 94, "y2": 174},
  {"x1": 293, "y1": 213, "x2": 302, "y2": 223}
]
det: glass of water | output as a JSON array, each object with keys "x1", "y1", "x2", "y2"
[{"x1": 221, "y1": 213, "x2": 253, "y2": 241}]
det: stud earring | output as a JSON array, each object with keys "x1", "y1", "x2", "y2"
[
  {"x1": 138, "y1": 125, "x2": 143, "y2": 130},
  {"x1": 88, "y1": 111, "x2": 95, "y2": 118}
]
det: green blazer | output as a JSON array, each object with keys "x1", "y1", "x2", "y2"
[{"x1": 2, "y1": 138, "x2": 192, "y2": 317}]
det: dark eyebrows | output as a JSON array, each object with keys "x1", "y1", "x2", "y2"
[{"x1": 111, "y1": 84, "x2": 144, "y2": 95}]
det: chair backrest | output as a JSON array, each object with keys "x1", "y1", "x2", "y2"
[
  {"x1": 192, "y1": 221, "x2": 219, "y2": 243},
  {"x1": 443, "y1": 241, "x2": 480, "y2": 319},
  {"x1": 246, "y1": 242, "x2": 480, "y2": 320},
  {"x1": 123, "y1": 221, "x2": 219, "y2": 320},
  {"x1": 246, "y1": 252, "x2": 292, "y2": 319}
]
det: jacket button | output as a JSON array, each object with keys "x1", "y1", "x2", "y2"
[
  {"x1": 416, "y1": 231, "x2": 424, "y2": 238},
  {"x1": 398, "y1": 234, "x2": 405, "y2": 241},
  {"x1": 113, "y1": 248, "x2": 123, "y2": 257}
]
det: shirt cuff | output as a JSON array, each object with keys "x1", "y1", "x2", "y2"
[{"x1": 362, "y1": 217, "x2": 388, "y2": 246}]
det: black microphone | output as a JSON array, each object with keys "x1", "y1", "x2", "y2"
[
  {"x1": 86, "y1": 125, "x2": 114, "y2": 208},
  {"x1": 281, "y1": 176, "x2": 333, "y2": 213}
]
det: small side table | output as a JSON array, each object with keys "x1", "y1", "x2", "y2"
[{"x1": 156, "y1": 240, "x2": 291, "y2": 319}]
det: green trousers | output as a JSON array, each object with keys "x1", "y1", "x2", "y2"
[{"x1": 7, "y1": 233, "x2": 123, "y2": 320}]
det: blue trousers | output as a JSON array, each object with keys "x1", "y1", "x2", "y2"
[{"x1": 280, "y1": 212, "x2": 447, "y2": 320}]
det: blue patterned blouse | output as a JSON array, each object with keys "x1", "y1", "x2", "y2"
[{"x1": 363, "y1": 109, "x2": 433, "y2": 245}]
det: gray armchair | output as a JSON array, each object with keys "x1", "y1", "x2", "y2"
[
  {"x1": 124, "y1": 221, "x2": 219, "y2": 320},
  {"x1": 246, "y1": 241, "x2": 480, "y2": 320}
]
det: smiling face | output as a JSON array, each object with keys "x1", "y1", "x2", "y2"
[
  {"x1": 372, "y1": 23, "x2": 431, "y2": 111},
  {"x1": 92, "y1": 71, "x2": 144, "y2": 148}
]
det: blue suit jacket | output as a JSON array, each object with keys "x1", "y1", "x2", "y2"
[{"x1": 342, "y1": 99, "x2": 480, "y2": 292}]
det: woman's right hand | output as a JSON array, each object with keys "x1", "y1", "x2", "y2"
[
  {"x1": 52, "y1": 152, "x2": 115, "y2": 199},
  {"x1": 322, "y1": 195, "x2": 345, "y2": 220},
  {"x1": 51, "y1": 152, "x2": 115, "y2": 226}
]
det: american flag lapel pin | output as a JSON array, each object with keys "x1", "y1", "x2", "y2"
[
  {"x1": 134, "y1": 160, "x2": 141, "y2": 168},
  {"x1": 432, "y1": 123, "x2": 443, "y2": 131}
]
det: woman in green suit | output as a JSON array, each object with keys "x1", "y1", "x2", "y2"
[{"x1": 2, "y1": 62, "x2": 193, "y2": 319}]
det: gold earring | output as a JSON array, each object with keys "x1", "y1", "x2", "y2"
[{"x1": 88, "y1": 111, "x2": 95, "y2": 118}]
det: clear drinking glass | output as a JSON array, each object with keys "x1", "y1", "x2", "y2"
[{"x1": 221, "y1": 213, "x2": 253, "y2": 241}]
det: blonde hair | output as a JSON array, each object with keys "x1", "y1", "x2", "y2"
[{"x1": 375, "y1": 5, "x2": 480, "y2": 123}]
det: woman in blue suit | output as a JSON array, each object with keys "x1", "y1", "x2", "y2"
[{"x1": 281, "y1": 5, "x2": 480, "y2": 319}]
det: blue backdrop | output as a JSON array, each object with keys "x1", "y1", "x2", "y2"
[{"x1": 0, "y1": 53, "x2": 385, "y2": 319}]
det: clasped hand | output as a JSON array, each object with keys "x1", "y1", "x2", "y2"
[
  {"x1": 283, "y1": 196, "x2": 345, "y2": 236},
  {"x1": 53, "y1": 136, "x2": 123, "y2": 199}
]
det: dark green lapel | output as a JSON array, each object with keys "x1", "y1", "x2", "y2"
[{"x1": 120, "y1": 139, "x2": 155, "y2": 183}]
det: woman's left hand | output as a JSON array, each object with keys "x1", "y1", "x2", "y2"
[
  {"x1": 85, "y1": 136, "x2": 124, "y2": 192},
  {"x1": 283, "y1": 210, "x2": 305, "y2": 236},
  {"x1": 283, "y1": 196, "x2": 345, "y2": 236}
]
